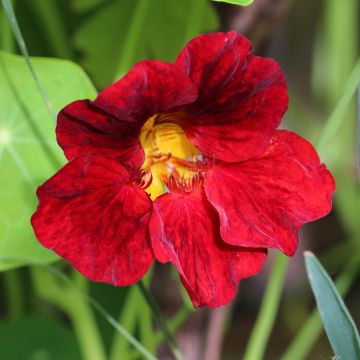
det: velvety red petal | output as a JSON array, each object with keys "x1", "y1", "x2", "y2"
[
  {"x1": 95, "y1": 60, "x2": 198, "y2": 122},
  {"x1": 204, "y1": 130, "x2": 335, "y2": 256},
  {"x1": 175, "y1": 31, "x2": 288, "y2": 161},
  {"x1": 57, "y1": 100, "x2": 144, "y2": 167},
  {"x1": 149, "y1": 187, "x2": 267, "y2": 307},
  {"x1": 31, "y1": 155, "x2": 154, "y2": 285}
]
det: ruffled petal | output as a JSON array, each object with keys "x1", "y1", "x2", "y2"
[
  {"x1": 204, "y1": 130, "x2": 335, "y2": 256},
  {"x1": 57, "y1": 61, "x2": 198, "y2": 167},
  {"x1": 57, "y1": 100, "x2": 144, "y2": 167},
  {"x1": 95, "y1": 60, "x2": 198, "y2": 121},
  {"x1": 149, "y1": 187, "x2": 267, "y2": 307},
  {"x1": 175, "y1": 31, "x2": 288, "y2": 162},
  {"x1": 31, "y1": 155, "x2": 154, "y2": 285}
]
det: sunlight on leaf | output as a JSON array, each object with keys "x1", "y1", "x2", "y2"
[{"x1": 0, "y1": 51, "x2": 96, "y2": 271}]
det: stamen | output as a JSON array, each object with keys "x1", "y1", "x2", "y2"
[
  {"x1": 139, "y1": 112, "x2": 204, "y2": 199},
  {"x1": 165, "y1": 169, "x2": 204, "y2": 193},
  {"x1": 132, "y1": 169, "x2": 153, "y2": 190}
]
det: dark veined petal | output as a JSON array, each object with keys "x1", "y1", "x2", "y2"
[
  {"x1": 95, "y1": 60, "x2": 198, "y2": 122},
  {"x1": 204, "y1": 130, "x2": 335, "y2": 256},
  {"x1": 57, "y1": 60, "x2": 198, "y2": 167},
  {"x1": 175, "y1": 31, "x2": 288, "y2": 162},
  {"x1": 57, "y1": 100, "x2": 145, "y2": 167},
  {"x1": 31, "y1": 155, "x2": 154, "y2": 286},
  {"x1": 149, "y1": 187, "x2": 267, "y2": 307}
]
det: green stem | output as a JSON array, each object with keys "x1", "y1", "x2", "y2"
[
  {"x1": 31, "y1": 267, "x2": 106, "y2": 360},
  {"x1": 114, "y1": 0, "x2": 150, "y2": 80},
  {"x1": 183, "y1": 0, "x2": 205, "y2": 43},
  {"x1": 137, "y1": 280, "x2": 184, "y2": 360},
  {"x1": 280, "y1": 249, "x2": 360, "y2": 360},
  {"x1": 1, "y1": 0, "x2": 56, "y2": 121},
  {"x1": 69, "y1": 294, "x2": 107, "y2": 360},
  {"x1": 154, "y1": 306, "x2": 191, "y2": 344},
  {"x1": 39, "y1": 263, "x2": 158, "y2": 360},
  {"x1": 110, "y1": 287, "x2": 140, "y2": 360},
  {"x1": 316, "y1": 58, "x2": 360, "y2": 158},
  {"x1": 31, "y1": 0, "x2": 73, "y2": 59},
  {"x1": 110, "y1": 280, "x2": 156, "y2": 360},
  {"x1": 0, "y1": 0, "x2": 14, "y2": 51},
  {"x1": 243, "y1": 253, "x2": 288, "y2": 360},
  {"x1": 2, "y1": 269, "x2": 23, "y2": 319}
]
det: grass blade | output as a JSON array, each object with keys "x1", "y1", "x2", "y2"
[
  {"x1": 243, "y1": 253, "x2": 288, "y2": 360},
  {"x1": 304, "y1": 252, "x2": 360, "y2": 360},
  {"x1": 0, "y1": 256, "x2": 158, "y2": 360},
  {"x1": 281, "y1": 249, "x2": 360, "y2": 360},
  {"x1": 316, "y1": 58, "x2": 360, "y2": 158},
  {"x1": 1, "y1": 0, "x2": 55, "y2": 121}
]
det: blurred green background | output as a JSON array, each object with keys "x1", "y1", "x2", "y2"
[{"x1": 0, "y1": 0, "x2": 359, "y2": 359}]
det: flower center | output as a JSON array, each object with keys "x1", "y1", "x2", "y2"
[{"x1": 140, "y1": 114, "x2": 201, "y2": 199}]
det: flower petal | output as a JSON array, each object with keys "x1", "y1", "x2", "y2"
[
  {"x1": 204, "y1": 130, "x2": 335, "y2": 256},
  {"x1": 95, "y1": 60, "x2": 198, "y2": 121},
  {"x1": 31, "y1": 155, "x2": 154, "y2": 285},
  {"x1": 57, "y1": 100, "x2": 144, "y2": 167},
  {"x1": 175, "y1": 31, "x2": 288, "y2": 161},
  {"x1": 149, "y1": 187, "x2": 267, "y2": 307}
]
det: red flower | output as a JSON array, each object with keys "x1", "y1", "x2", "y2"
[{"x1": 31, "y1": 32, "x2": 334, "y2": 307}]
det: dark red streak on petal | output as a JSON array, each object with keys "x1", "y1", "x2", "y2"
[
  {"x1": 175, "y1": 31, "x2": 288, "y2": 162},
  {"x1": 95, "y1": 60, "x2": 198, "y2": 122},
  {"x1": 204, "y1": 130, "x2": 335, "y2": 256},
  {"x1": 31, "y1": 155, "x2": 154, "y2": 286},
  {"x1": 57, "y1": 100, "x2": 145, "y2": 167},
  {"x1": 149, "y1": 187, "x2": 267, "y2": 307}
]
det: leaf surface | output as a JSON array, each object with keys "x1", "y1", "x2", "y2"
[
  {"x1": 305, "y1": 251, "x2": 360, "y2": 360},
  {"x1": 0, "y1": 51, "x2": 96, "y2": 270}
]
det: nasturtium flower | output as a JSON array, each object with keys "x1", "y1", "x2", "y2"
[{"x1": 31, "y1": 32, "x2": 335, "y2": 307}]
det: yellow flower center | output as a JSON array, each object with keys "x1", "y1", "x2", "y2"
[{"x1": 140, "y1": 114, "x2": 200, "y2": 200}]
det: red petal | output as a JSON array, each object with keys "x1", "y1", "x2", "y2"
[
  {"x1": 204, "y1": 130, "x2": 335, "y2": 256},
  {"x1": 149, "y1": 187, "x2": 267, "y2": 307},
  {"x1": 31, "y1": 155, "x2": 154, "y2": 285},
  {"x1": 95, "y1": 60, "x2": 198, "y2": 121},
  {"x1": 175, "y1": 31, "x2": 288, "y2": 162},
  {"x1": 57, "y1": 100, "x2": 144, "y2": 167}
]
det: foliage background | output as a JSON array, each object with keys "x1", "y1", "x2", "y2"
[{"x1": 0, "y1": 0, "x2": 359, "y2": 359}]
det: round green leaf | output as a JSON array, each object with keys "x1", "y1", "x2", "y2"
[{"x1": 0, "y1": 51, "x2": 96, "y2": 271}]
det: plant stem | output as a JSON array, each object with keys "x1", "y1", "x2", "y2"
[
  {"x1": 0, "y1": 0, "x2": 14, "y2": 52},
  {"x1": 27, "y1": 261, "x2": 158, "y2": 360},
  {"x1": 183, "y1": 0, "x2": 205, "y2": 43},
  {"x1": 137, "y1": 280, "x2": 184, "y2": 360},
  {"x1": 2, "y1": 269, "x2": 23, "y2": 319},
  {"x1": 243, "y1": 253, "x2": 288, "y2": 360},
  {"x1": 31, "y1": 266, "x2": 106, "y2": 360},
  {"x1": 1, "y1": 0, "x2": 55, "y2": 121},
  {"x1": 31, "y1": 0, "x2": 73, "y2": 59},
  {"x1": 114, "y1": 0, "x2": 150, "y2": 80},
  {"x1": 316, "y1": 58, "x2": 360, "y2": 158}
]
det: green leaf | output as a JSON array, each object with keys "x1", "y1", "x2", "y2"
[
  {"x1": 74, "y1": 0, "x2": 219, "y2": 87},
  {"x1": 72, "y1": 0, "x2": 105, "y2": 12},
  {"x1": 211, "y1": 0, "x2": 254, "y2": 6},
  {"x1": 0, "y1": 314, "x2": 81, "y2": 359},
  {"x1": 304, "y1": 251, "x2": 360, "y2": 360},
  {"x1": 0, "y1": 51, "x2": 96, "y2": 271}
]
